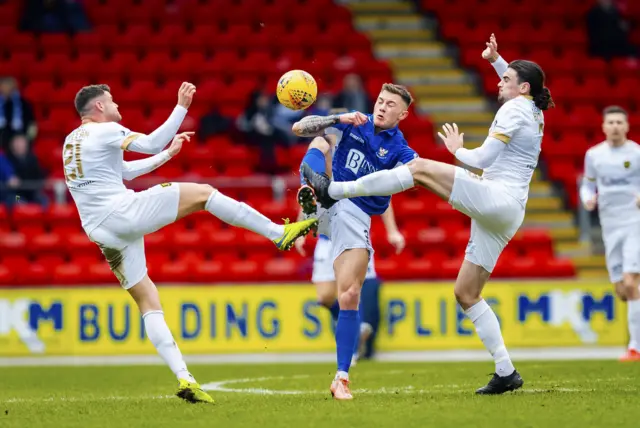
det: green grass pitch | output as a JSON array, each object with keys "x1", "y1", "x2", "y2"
[{"x1": 1, "y1": 360, "x2": 639, "y2": 427}]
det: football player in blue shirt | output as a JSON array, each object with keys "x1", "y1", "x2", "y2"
[{"x1": 292, "y1": 83, "x2": 417, "y2": 400}]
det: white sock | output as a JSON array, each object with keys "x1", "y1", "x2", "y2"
[
  {"x1": 336, "y1": 371, "x2": 349, "y2": 381},
  {"x1": 465, "y1": 299, "x2": 515, "y2": 377},
  {"x1": 143, "y1": 310, "x2": 195, "y2": 382},
  {"x1": 205, "y1": 191, "x2": 284, "y2": 240},
  {"x1": 627, "y1": 298, "x2": 640, "y2": 351},
  {"x1": 328, "y1": 165, "x2": 414, "y2": 200}
]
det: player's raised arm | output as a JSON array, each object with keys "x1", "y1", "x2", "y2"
[
  {"x1": 123, "y1": 83, "x2": 196, "y2": 154},
  {"x1": 292, "y1": 111, "x2": 368, "y2": 137},
  {"x1": 579, "y1": 150, "x2": 598, "y2": 211},
  {"x1": 121, "y1": 132, "x2": 191, "y2": 180},
  {"x1": 482, "y1": 33, "x2": 509, "y2": 79},
  {"x1": 438, "y1": 123, "x2": 506, "y2": 170}
]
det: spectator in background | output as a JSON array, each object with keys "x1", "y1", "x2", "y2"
[
  {"x1": 271, "y1": 103, "x2": 304, "y2": 147},
  {"x1": 21, "y1": 0, "x2": 91, "y2": 34},
  {"x1": 0, "y1": 77, "x2": 37, "y2": 152},
  {"x1": 236, "y1": 90, "x2": 284, "y2": 174},
  {"x1": 198, "y1": 107, "x2": 232, "y2": 142},
  {"x1": 307, "y1": 93, "x2": 333, "y2": 117},
  {"x1": 587, "y1": 0, "x2": 637, "y2": 59},
  {"x1": 6, "y1": 134, "x2": 48, "y2": 207},
  {"x1": 0, "y1": 150, "x2": 19, "y2": 206},
  {"x1": 332, "y1": 73, "x2": 371, "y2": 113}
]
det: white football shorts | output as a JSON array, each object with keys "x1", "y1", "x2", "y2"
[
  {"x1": 88, "y1": 182, "x2": 180, "y2": 289},
  {"x1": 602, "y1": 223, "x2": 640, "y2": 283},
  {"x1": 449, "y1": 167, "x2": 525, "y2": 273},
  {"x1": 326, "y1": 199, "x2": 374, "y2": 264}
]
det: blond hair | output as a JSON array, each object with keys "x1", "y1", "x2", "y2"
[{"x1": 381, "y1": 83, "x2": 413, "y2": 107}]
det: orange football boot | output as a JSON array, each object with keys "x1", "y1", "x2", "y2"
[
  {"x1": 619, "y1": 349, "x2": 640, "y2": 361},
  {"x1": 330, "y1": 378, "x2": 353, "y2": 400}
]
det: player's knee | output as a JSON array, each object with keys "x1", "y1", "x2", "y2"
[
  {"x1": 454, "y1": 287, "x2": 480, "y2": 310},
  {"x1": 196, "y1": 183, "x2": 216, "y2": 204},
  {"x1": 338, "y1": 285, "x2": 361, "y2": 310},
  {"x1": 316, "y1": 288, "x2": 336, "y2": 307},
  {"x1": 309, "y1": 136, "x2": 331, "y2": 155},
  {"x1": 407, "y1": 158, "x2": 431, "y2": 178}
]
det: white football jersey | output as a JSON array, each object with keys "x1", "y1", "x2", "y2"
[
  {"x1": 584, "y1": 140, "x2": 640, "y2": 231},
  {"x1": 482, "y1": 95, "x2": 543, "y2": 205},
  {"x1": 63, "y1": 122, "x2": 141, "y2": 233}
]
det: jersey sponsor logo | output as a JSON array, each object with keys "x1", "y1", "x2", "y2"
[
  {"x1": 600, "y1": 176, "x2": 630, "y2": 186},
  {"x1": 349, "y1": 133, "x2": 365, "y2": 144},
  {"x1": 345, "y1": 149, "x2": 365, "y2": 174},
  {"x1": 345, "y1": 149, "x2": 377, "y2": 175}
]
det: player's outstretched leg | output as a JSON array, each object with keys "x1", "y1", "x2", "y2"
[
  {"x1": 301, "y1": 158, "x2": 454, "y2": 204},
  {"x1": 177, "y1": 183, "x2": 316, "y2": 251},
  {"x1": 128, "y1": 276, "x2": 214, "y2": 404},
  {"x1": 619, "y1": 273, "x2": 640, "y2": 361},
  {"x1": 455, "y1": 261, "x2": 523, "y2": 394},
  {"x1": 330, "y1": 248, "x2": 369, "y2": 400}
]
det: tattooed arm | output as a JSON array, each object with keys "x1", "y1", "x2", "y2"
[
  {"x1": 292, "y1": 111, "x2": 369, "y2": 137},
  {"x1": 291, "y1": 115, "x2": 341, "y2": 137}
]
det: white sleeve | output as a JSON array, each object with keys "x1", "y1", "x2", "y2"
[
  {"x1": 121, "y1": 151, "x2": 172, "y2": 181},
  {"x1": 492, "y1": 56, "x2": 509, "y2": 79},
  {"x1": 122, "y1": 105, "x2": 188, "y2": 154},
  {"x1": 583, "y1": 150, "x2": 597, "y2": 182},
  {"x1": 454, "y1": 136, "x2": 506, "y2": 169},
  {"x1": 579, "y1": 151, "x2": 597, "y2": 204}
]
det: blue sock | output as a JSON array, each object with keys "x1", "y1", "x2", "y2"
[
  {"x1": 352, "y1": 310, "x2": 361, "y2": 357},
  {"x1": 300, "y1": 148, "x2": 326, "y2": 185},
  {"x1": 328, "y1": 299, "x2": 340, "y2": 322},
  {"x1": 336, "y1": 310, "x2": 359, "y2": 373}
]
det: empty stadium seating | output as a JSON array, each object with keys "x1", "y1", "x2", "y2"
[{"x1": 0, "y1": 0, "x2": 592, "y2": 285}]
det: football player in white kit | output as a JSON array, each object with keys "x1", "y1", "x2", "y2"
[
  {"x1": 301, "y1": 34, "x2": 553, "y2": 394},
  {"x1": 63, "y1": 83, "x2": 317, "y2": 403},
  {"x1": 580, "y1": 105, "x2": 640, "y2": 362}
]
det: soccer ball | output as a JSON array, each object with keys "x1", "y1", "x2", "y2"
[{"x1": 276, "y1": 70, "x2": 317, "y2": 111}]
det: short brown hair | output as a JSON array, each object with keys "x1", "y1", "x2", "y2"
[
  {"x1": 603, "y1": 105, "x2": 628, "y2": 118},
  {"x1": 381, "y1": 83, "x2": 413, "y2": 107},
  {"x1": 74, "y1": 84, "x2": 111, "y2": 116}
]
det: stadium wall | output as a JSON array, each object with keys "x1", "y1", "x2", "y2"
[{"x1": 0, "y1": 281, "x2": 624, "y2": 356}]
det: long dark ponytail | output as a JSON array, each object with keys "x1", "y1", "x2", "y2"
[{"x1": 509, "y1": 60, "x2": 555, "y2": 111}]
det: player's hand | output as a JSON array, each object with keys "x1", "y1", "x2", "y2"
[
  {"x1": 438, "y1": 123, "x2": 464, "y2": 155},
  {"x1": 177, "y1": 82, "x2": 196, "y2": 109},
  {"x1": 584, "y1": 196, "x2": 597, "y2": 211},
  {"x1": 338, "y1": 111, "x2": 368, "y2": 127},
  {"x1": 168, "y1": 132, "x2": 194, "y2": 157},
  {"x1": 387, "y1": 230, "x2": 406, "y2": 254},
  {"x1": 294, "y1": 236, "x2": 306, "y2": 256},
  {"x1": 482, "y1": 33, "x2": 499, "y2": 62}
]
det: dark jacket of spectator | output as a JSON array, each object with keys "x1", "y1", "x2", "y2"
[
  {"x1": 6, "y1": 135, "x2": 48, "y2": 206},
  {"x1": 0, "y1": 77, "x2": 37, "y2": 152},
  {"x1": 587, "y1": 0, "x2": 636, "y2": 59}
]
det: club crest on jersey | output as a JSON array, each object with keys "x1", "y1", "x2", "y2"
[
  {"x1": 624, "y1": 160, "x2": 631, "y2": 169},
  {"x1": 377, "y1": 147, "x2": 389, "y2": 158}
]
